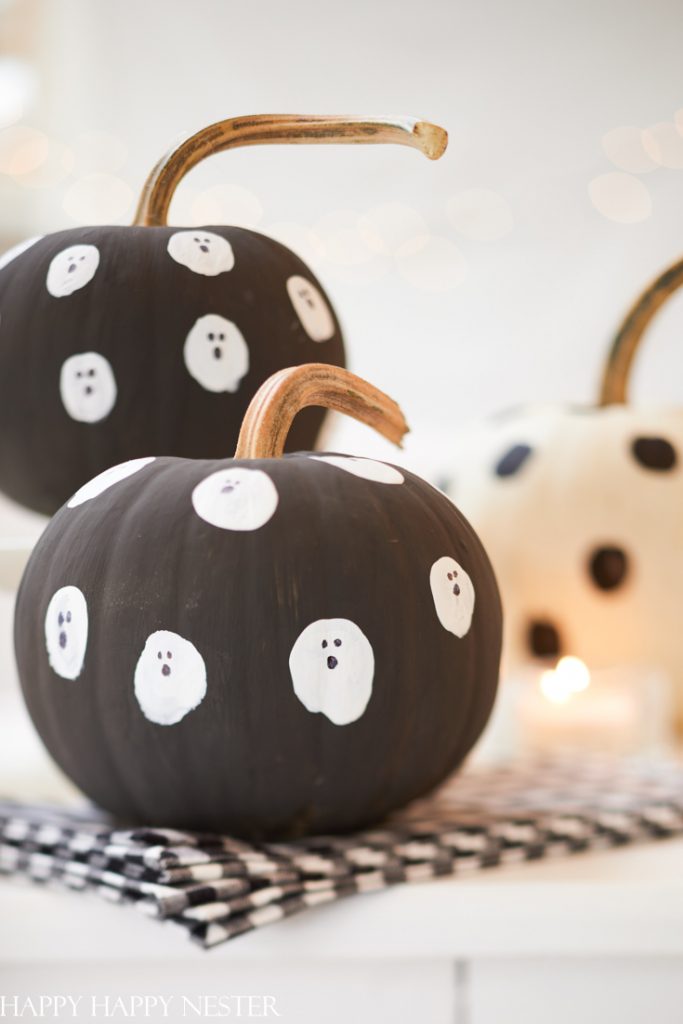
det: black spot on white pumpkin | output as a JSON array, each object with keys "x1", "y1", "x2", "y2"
[
  {"x1": 588, "y1": 545, "x2": 629, "y2": 591},
  {"x1": 495, "y1": 443, "x2": 533, "y2": 478},
  {"x1": 528, "y1": 619, "x2": 562, "y2": 658},
  {"x1": 631, "y1": 436, "x2": 677, "y2": 472}
]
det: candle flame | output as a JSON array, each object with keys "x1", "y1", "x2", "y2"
[{"x1": 540, "y1": 656, "x2": 591, "y2": 705}]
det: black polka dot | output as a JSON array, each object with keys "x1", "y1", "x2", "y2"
[
  {"x1": 631, "y1": 436, "x2": 677, "y2": 472},
  {"x1": 528, "y1": 620, "x2": 562, "y2": 658},
  {"x1": 589, "y1": 546, "x2": 629, "y2": 591},
  {"x1": 495, "y1": 443, "x2": 533, "y2": 478}
]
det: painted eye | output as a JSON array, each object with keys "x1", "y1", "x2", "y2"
[
  {"x1": 208, "y1": 332, "x2": 215, "y2": 341},
  {"x1": 76, "y1": 371, "x2": 83, "y2": 378},
  {"x1": 203, "y1": 237, "x2": 210, "y2": 244},
  {"x1": 447, "y1": 572, "x2": 453, "y2": 580},
  {"x1": 58, "y1": 613, "x2": 64, "y2": 626},
  {"x1": 79, "y1": 255, "x2": 85, "y2": 262},
  {"x1": 167, "y1": 651, "x2": 172, "y2": 659},
  {"x1": 158, "y1": 651, "x2": 162, "y2": 659},
  {"x1": 88, "y1": 369, "x2": 96, "y2": 377},
  {"x1": 66, "y1": 611, "x2": 72, "y2": 623},
  {"x1": 193, "y1": 237, "x2": 200, "y2": 242},
  {"x1": 219, "y1": 333, "x2": 225, "y2": 341},
  {"x1": 334, "y1": 638, "x2": 342, "y2": 647},
  {"x1": 322, "y1": 639, "x2": 328, "y2": 649}
]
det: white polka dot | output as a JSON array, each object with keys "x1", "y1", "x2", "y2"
[
  {"x1": 192, "y1": 467, "x2": 278, "y2": 531},
  {"x1": 289, "y1": 618, "x2": 374, "y2": 725},
  {"x1": 68, "y1": 457, "x2": 156, "y2": 508},
  {"x1": 134, "y1": 631, "x2": 207, "y2": 726},
  {"x1": 45, "y1": 586, "x2": 88, "y2": 680},
  {"x1": 62, "y1": 174, "x2": 134, "y2": 224},
  {"x1": 167, "y1": 231, "x2": 234, "y2": 276},
  {"x1": 0, "y1": 236, "x2": 41, "y2": 272},
  {"x1": 588, "y1": 173, "x2": 652, "y2": 224},
  {"x1": 286, "y1": 276, "x2": 335, "y2": 342},
  {"x1": 396, "y1": 234, "x2": 467, "y2": 291},
  {"x1": 310, "y1": 455, "x2": 404, "y2": 484},
  {"x1": 430, "y1": 556, "x2": 475, "y2": 638},
  {"x1": 446, "y1": 189, "x2": 514, "y2": 241},
  {"x1": 60, "y1": 352, "x2": 116, "y2": 423},
  {"x1": 601, "y1": 126, "x2": 658, "y2": 174},
  {"x1": 47, "y1": 244, "x2": 100, "y2": 297},
  {"x1": 184, "y1": 314, "x2": 249, "y2": 393}
]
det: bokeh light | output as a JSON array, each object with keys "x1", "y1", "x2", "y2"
[
  {"x1": 395, "y1": 234, "x2": 467, "y2": 291},
  {"x1": 601, "y1": 126, "x2": 658, "y2": 174},
  {"x1": 62, "y1": 173, "x2": 134, "y2": 224},
  {"x1": 588, "y1": 172, "x2": 652, "y2": 223}
]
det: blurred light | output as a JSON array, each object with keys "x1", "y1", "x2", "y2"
[
  {"x1": 446, "y1": 188, "x2": 514, "y2": 241},
  {"x1": 62, "y1": 174, "x2": 134, "y2": 224},
  {"x1": 588, "y1": 172, "x2": 651, "y2": 223},
  {"x1": 358, "y1": 202, "x2": 427, "y2": 254},
  {"x1": 0, "y1": 58, "x2": 39, "y2": 130},
  {"x1": 20, "y1": 141, "x2": 74, "y2": 189},
  {"x1": 264, "y1": 221, "x2": 325, "y2": 266},
  {"x1": 395, "y1": 234, "x2": 467, "y2": 291},
  {"x1": 313, "y1": 210, "x2": 378, "y2": 266},
  {"x1": 0, "y1": 126, "x2": 49, "y2": 177},
  {"x1": 190, "y1": 184, "x2": 263, "y2": 228},
  {"x1": 540, "y1": 656, "x2": 591, "y2": 705},
  {"x1": 73, "y1": 131, "x2": 128, "y2": 175},
  {"x1": 641, "y1": 122, "x2": 683, "y2": 169},
  {"x1": 601, "y1": 126, "x2": 658, "y2": 174},
  {"x1": 168, "y1": 186, "x2": 199, "y2": 226}
]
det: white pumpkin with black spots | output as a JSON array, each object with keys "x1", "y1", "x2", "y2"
[
  {"x1": 46, "y1": 244, "x2": 100, "y2": 297},
  {"x1": 192, "y1": 467, "x2": 278, "y2": 530},
  {"x1": 184, "y1": 314, "x2": 249, "y2": 393},
  {"x1": 44, "y1": 586, "x2": 88, "y2": 680},
  {"x1": 134, "y1": 630, "x2": 207, "y2": 726},
  {"x1": 446, "y1": 402, "x2": 683, "y2": 721},
  {"x1": 167, "y1": 231, "x2": 235, "y2": 276},
  {"x1": 289, "y1": 618, "x2": 375, "y2": 725},
  {"x1": 59, "y1": 352, "x2": 117, "y2": 423},
  {"x1": 287, "y1": 275, "x2": 335, "y2": 342},
  {"x1": 430, "y1": 556, "x2": 475, "y2": 638}
]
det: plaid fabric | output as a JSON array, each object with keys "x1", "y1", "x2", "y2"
[{"x1": 2, "y1": 754, "x2": 682, "y2": 949}]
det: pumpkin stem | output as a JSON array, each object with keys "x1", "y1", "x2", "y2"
[
  {"x1": 235, "y1": 364, "x2": 409, "y2": 459},
  {"x1": 133, "y1": 114, "x2": 448, "y2": 227},
  {"x1": 599, "y1": 256, "x2": 683, "y2": 405}
]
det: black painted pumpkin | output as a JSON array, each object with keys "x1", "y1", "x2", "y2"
[
  {"x1": 14, "y1": 365, "x2": 501, "y2": 838},
  {"x1": 0, "y1": 114, "x2": 447, "y2": 515}
]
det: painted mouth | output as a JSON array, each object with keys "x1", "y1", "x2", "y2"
[
  {"x1": 161, "y1": 664, "x2": 171, "y2": 677},
  {"x1": 59, "y1": 631, "x2": 67, "y2": 649},
  {"x1": 327, "y1": 656, "x2": 338, "y2": 670}
]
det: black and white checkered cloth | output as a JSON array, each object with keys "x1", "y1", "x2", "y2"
[{"x1": 2, "y1": 755, "x2": 682, "y2": 949}]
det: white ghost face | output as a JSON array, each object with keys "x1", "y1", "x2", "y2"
[
  {"x1": 46, "y1": 244, "x2": 100, "y2": 297},
  {"x1": 289, "y1": 618, "x2": 374, "y2": 726},
  {"x1": 45, "y1": 586, "x2": 88, "y2": 680},
  {"x1": 134, "y1": 630, "x2": 207, "y2": 726},
  {"x1": 0, "y1": 236, "x2": 42, "y2": 272},
  {"x1": 167, "y1": 231, "x2": 234, "y2": 276},
  {"x1": 286, "y1": 275, "x2": 335, "y2": 342},
  {"x1": 60, "y1": 352, "x2": 117, "y2": 423},
  {"x1": 430, "y1": 556, "x2": 475, "y2": 638},
  {"x1": 184, "y1": 314, "x2": 249, "y2": 393},
  {"x1": 68, "y1": 457, "x2": 156, "y2": 508},
  {"x1": 310, "y1": 455, "x2": 404, "y2": 485},
  {"x1": 192, "y1": 467, "x2": 278, "y2": 531}
]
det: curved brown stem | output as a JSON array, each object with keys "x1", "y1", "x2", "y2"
[
  {"x1": 599, "y1": 257, "x2": 683, "y2": 405},
  {"x1": 133, "y1": 114, "x2": 448, "y2": 227},
  {"x1": 235, "y1": 364, "x2": 409, "y2": 460}
]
